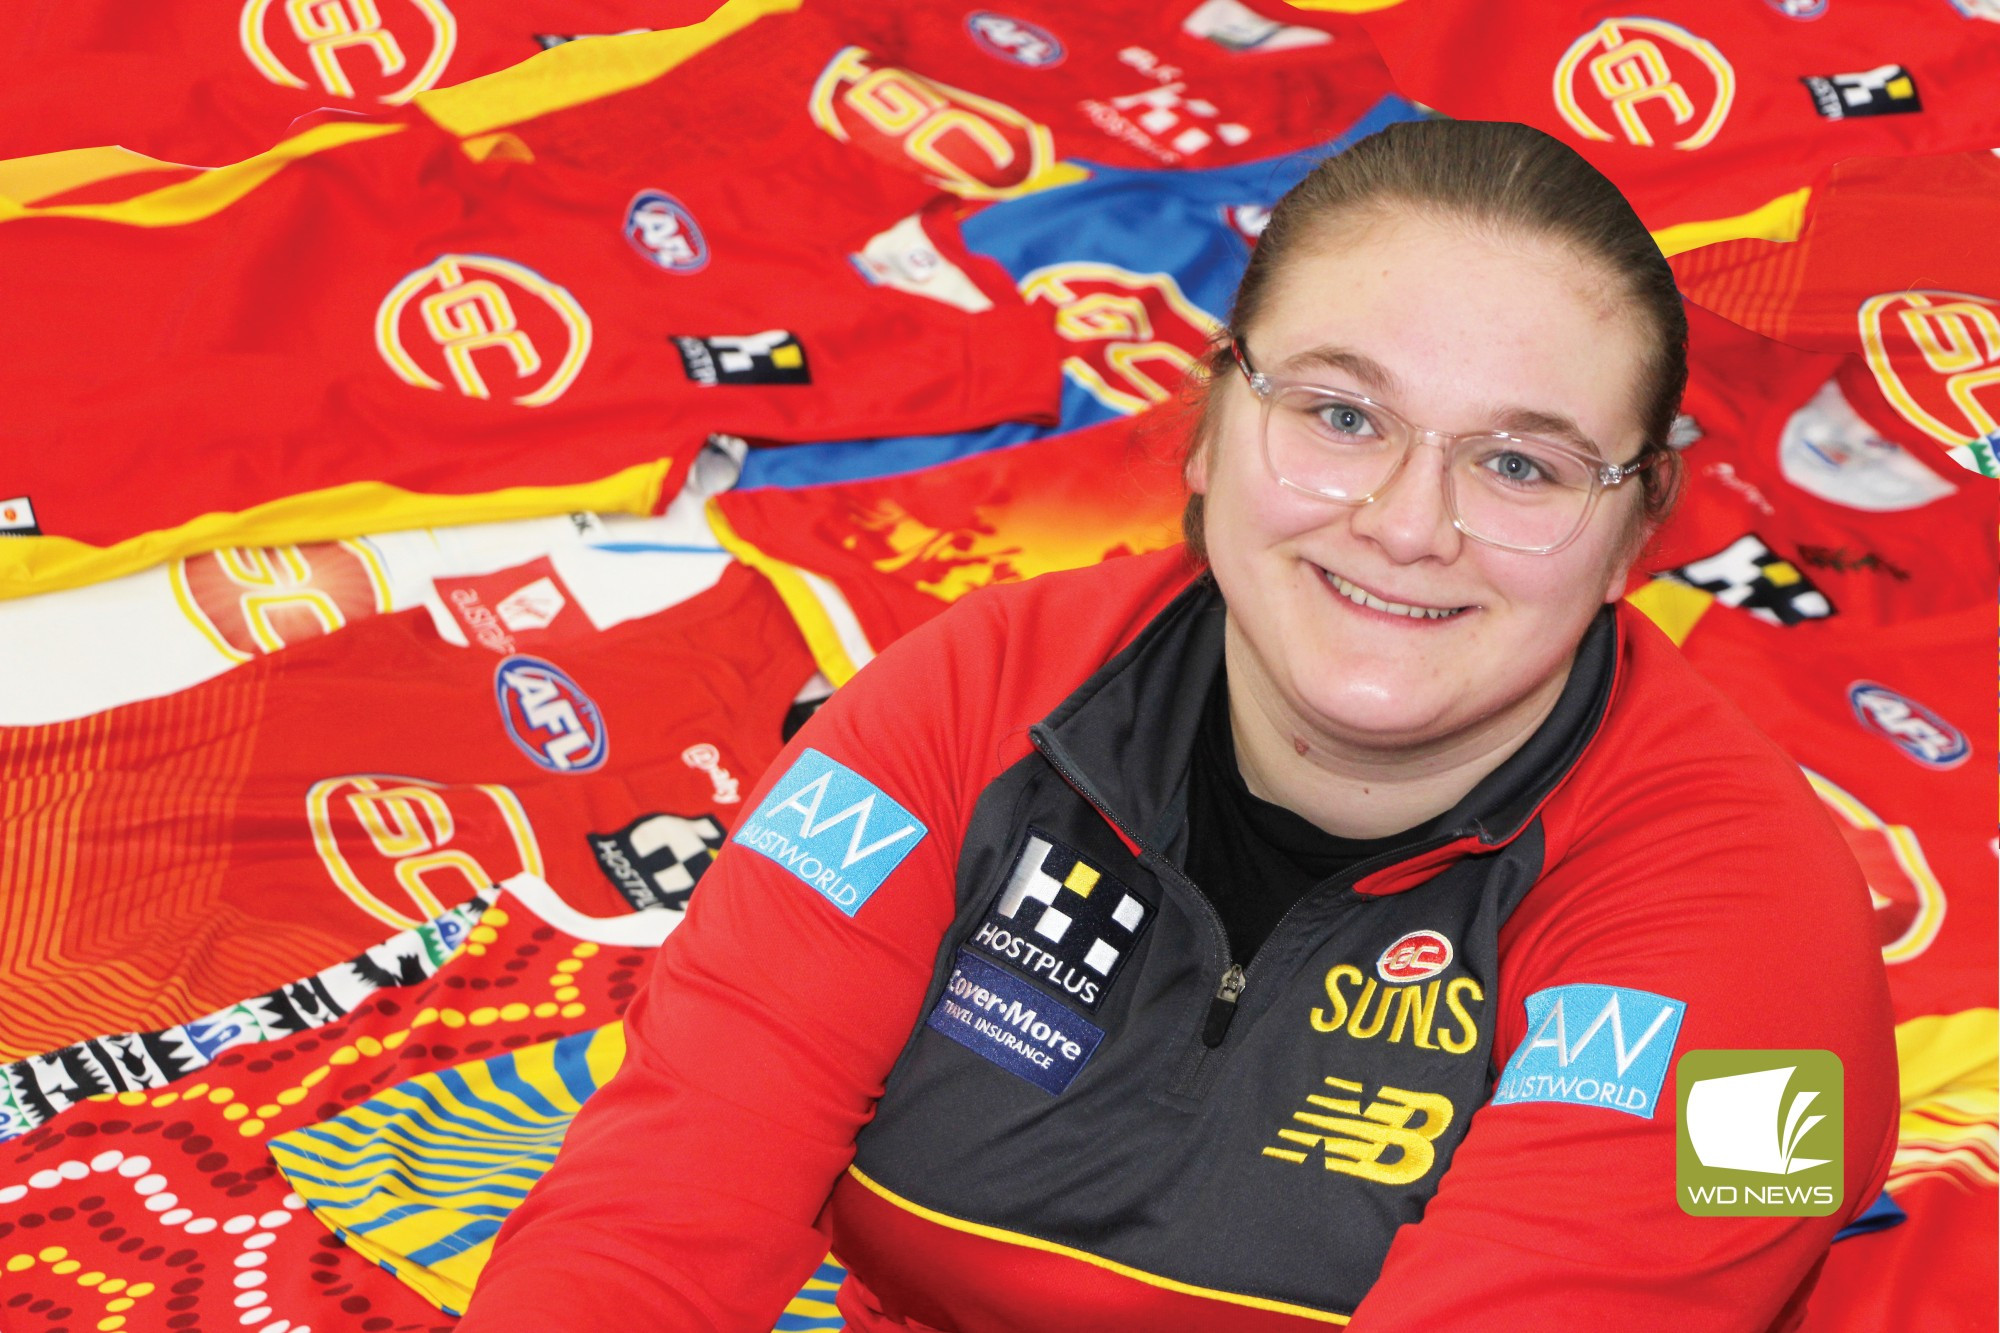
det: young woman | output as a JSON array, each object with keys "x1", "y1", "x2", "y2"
[{"x1": 459, "y1": 120, "x2": 1896, "y2": 1331}]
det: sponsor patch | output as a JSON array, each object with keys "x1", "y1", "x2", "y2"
[
  {"x1": 1183, "y1": 0, "x2": 1332, "y2": 51},
  {"x1": 625, "y1": 190, "x2": 709, "y2": 273},
  {"x1": 964, "y1": 11, "x2": 1065, "y2": 66},
  {"x1": 1659, "y1": 534, "x2": 1835, "y2": 625},
  {"x1": 0, "y1": 495, "x2": 40, "y2": 536},
  {"x1": 493, "y1": 655, "x2": 608, "y2": 773},
  {"x1": 671, "y1": 331, "x2": 811, "y2": 386},
  {"x1": 926, "y1": 949, "x2": 1103, "y2": 1094},
  {"x1": 1493, "y1": 983, "x2": 1687, "y2": 1119},
  {"x1": 1677, "y1": 1049, "x2": 1844, "y2": 1216},
  {"x1": 1778, "y1": 379, "x2": 1958, "y2": 511},
  {"x1": 588, "y1": 812, "x2": 726, "y2": 912},
  {"x1": 1848, "y1": 682, "x2": 1969, "y2": 769},
  {"x1": 1803, "y1": 65, "x2": 1921, "y2": 119},
  {"x1": 681, "y1": 743, "x2": 740, "y2": 804},
  {"x1": 732, "y1": 748, "x2": 925, "y2": 916},
  {"x1": 437, "y1": 557, "x2": 581, "y2": 653},
  {"x1": 968, "y1": 831, "x2": 1151, "y2": 1013},
  {"x1": 1377, "y1": 930, "x2": 1453, "y2": 984}
]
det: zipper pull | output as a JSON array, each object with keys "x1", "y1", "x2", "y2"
[{"x1": 1201, "y1": 964, "x2": 1247, "y2": 1048}]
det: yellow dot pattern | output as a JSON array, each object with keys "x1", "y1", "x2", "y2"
[
  {"x1": 222, "y1": 905, "x2": 609, "y2": 1135},
  {"x1": 2, "y1": 1249, "x2": 158, "y2": 1327}
]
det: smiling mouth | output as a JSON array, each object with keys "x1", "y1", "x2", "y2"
[{"x1": 1320, "y1": 568, "x2": 1472, "y2": 621}]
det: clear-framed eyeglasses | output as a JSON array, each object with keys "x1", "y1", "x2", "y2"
[{"x1": 1230, "y1": 336, "x2": 1650, "y2": 556}]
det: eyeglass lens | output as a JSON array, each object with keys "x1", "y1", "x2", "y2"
[{"x1": 1263, "y1": 386, "x2": 1602, "y2": 551}]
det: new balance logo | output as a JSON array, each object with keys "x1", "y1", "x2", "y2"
[{"x1": 1262, "y1": 1075, "x2": 1455, "y2": 1186}]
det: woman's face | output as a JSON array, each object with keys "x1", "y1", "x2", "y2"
[{"x1": 1190, "y1": 210, "x2": 1653, "y2": 756}]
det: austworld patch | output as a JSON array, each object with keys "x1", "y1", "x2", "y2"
[{"x1": 966, "y1": 830, "x2": 1150, "y2": 1014}]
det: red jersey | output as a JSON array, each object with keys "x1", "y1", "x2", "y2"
[
  {"x1": 0, "y1": 560, "x2": 810, "y2": 1062},
  {"x1": 708, "y1": 411, "x2": 1189, "y2": 683},
  {"x1": 414, "y1": 0, "x2": 1394, "y2": 202},
  {"x1": 1671, "y1": 150, "x2": 2000, "y2": 477},
  {"x1": 0, "y1": 112, "x2": 1059, "y2": 597},
  {"x1": 1643, "y1": 304, "x2": 1998, "y2": 625},
  {"x1": 1348, "y1": 0, "x2": 2000, "y2": 243},
  {"x1": 0, "y1": 0, "x2": 716, "y2": 166}
]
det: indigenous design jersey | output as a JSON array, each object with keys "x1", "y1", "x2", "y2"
[
  {"x1": 0, "y1": 502, "x2": 729, "y2": 725},
  {"x1": 0, "y1": 110, "x2": 1058, "y2": 598},
  {"x1": 455, "y1": 548, "x2": 1897, "y2": 1332},
  {"x1": 267, "y1": 1023, "x2": 849, "y2": 1328},
  {"x1": 740, "y1": 94, "x2": 1426, "y2": 488},
  {"x1": 1348, "y1": 0, "x2": 2000, "y2": 243},
  {"x1": 0, "y1": 560, "x2": 811, "y2": 1061},
  {"x1": 0, "y1": 0, "x2": 719, "y2": 166},
  {"x1": 0, "y1": 882, "x2": 665, "y2": 1333},
  {"x1": 1671, "y1": 151, "x2": 2000, "y2": 477},
  {"x1": 1640, "y1": 304, "x2": 1997, "y2": 626},
  {"x1": 710, "y1": 411, "x2": 1188, "y2": 683},
  {"x1": 0, "y1": 893, "x2": 489, "y2": 1143},
  {"x1": 416, "y1": 0, "x2": 1394, "y2": 194}
]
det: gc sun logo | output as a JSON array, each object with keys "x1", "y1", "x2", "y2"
[
  {"x1": 375, "y1": 254, "x2": 592, "y2": 406},
  {"x1": 239, "y1": 0, "x2": 457, "y2": 104}
]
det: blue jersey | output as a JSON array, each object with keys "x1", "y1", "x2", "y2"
[{"x1": 737, "y1": 94, "x2": 1425, "y2": 488}]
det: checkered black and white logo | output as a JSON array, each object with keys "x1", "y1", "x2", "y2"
[
  {"x1": 1660, "y1": 533, "x2": 1836, "y2": 626},
  {"x1": 1802, "y1": 65, "x2": 1922, "y2": 120},
  {"x1": 671, "y1": 331, "x2": 812, "y2": 386},
  {"x1": 588, "y1": 812, "x2": 726, "y2": 913},
  {"x1": 967, "y1": 831, "x2": 1151, "y2": 1013}
]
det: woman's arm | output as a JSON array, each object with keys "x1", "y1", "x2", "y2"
[
  {"x1": 1349, "y1": 775, "x2": 1900, "y2": 1331},
  {"x1": 455, "y1": 606, "x2": 991, "y2": 1331}
]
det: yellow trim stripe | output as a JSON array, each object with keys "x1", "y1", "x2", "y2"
[
  {"x1": 1651, "y1": 187, "x2": 1811, "y2": 258},
  {"x1": 845, "y1": 1165, "x2": 1352, "y2": 1325},
  {"x1": 0, "y1": 459, "x2": 672, "y2": 601},
  {"x1": 0, "y1": 146, "x2": 196, "y2": 206},
  {"x1": 0, "y1": 121, "x2": 404, "y2": 227},
  {"x1": 705, "y1": 501, "x2": 874, "y2": 685},
  {"x1": 416, "y1": 0, "x2": 800, "y2": 138}
]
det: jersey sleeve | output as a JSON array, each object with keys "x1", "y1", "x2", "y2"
[
  {"x1": 455, "y1": 595, "x2": 1002, "y2": 1331},
  {"x1": 1349, "y1": 755, "x2": 1900, "y2": 1332}
]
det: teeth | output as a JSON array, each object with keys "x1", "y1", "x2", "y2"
[{"x1": 1324, "y1": 570, "x2": 1466, "y2": 621}]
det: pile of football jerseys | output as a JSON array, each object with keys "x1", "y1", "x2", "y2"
[{"x1": 0, "y1": 1, "x2": 1991, "y2": 1330}]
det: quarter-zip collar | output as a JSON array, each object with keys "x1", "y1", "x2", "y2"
[{"x1": 1028, "y1": 574, "x2": 1622, "y2": 897}]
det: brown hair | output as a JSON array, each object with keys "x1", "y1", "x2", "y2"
[{"x1": 1181, "y1": 117, "x2": 1686, "y2": 562}]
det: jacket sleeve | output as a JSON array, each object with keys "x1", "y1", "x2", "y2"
[
  {"x1": 1349, "y1": 764, "x2": 1900, "y2": 1332},
  {"x1": 455, "y1": 598, "x2": 1000, "y2": 1332}
]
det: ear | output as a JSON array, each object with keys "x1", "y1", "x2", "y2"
[
  {"x1": 1184, "y1": 433, "x2": 1211, "y2": 497},
  {"x1": 1600, "y1": 516, "x2": 1656, "y2": 605}
]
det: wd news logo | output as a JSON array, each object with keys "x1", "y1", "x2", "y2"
[
  {"x1": 1677, "y1": 1050, "x2": 1844, "y2": 1216},
  {"x1": 733, "y1": 749, "x2": 927, "y2": 916}
]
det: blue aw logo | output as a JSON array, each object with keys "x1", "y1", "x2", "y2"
[
  {"x1": 1493, "y1": 983, "x2": 1687, "y2": 1119},
  {"x1": 733, "y1": 749, "x2": 928, "y2": 916}
]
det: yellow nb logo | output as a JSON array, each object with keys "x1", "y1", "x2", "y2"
[{"x1": 1262, "y1": 1076, "x2": 1454, "y2": 1186}]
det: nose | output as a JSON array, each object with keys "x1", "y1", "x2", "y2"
[{"x1": 1347, "y1": 432, "x2": 1465, "y2": 564}]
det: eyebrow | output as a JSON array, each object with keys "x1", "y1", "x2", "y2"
[{"x1": 1272, "y1": 343, "x2": 1608, "y2": 459}]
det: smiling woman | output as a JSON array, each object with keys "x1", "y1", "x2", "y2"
[{"x1": 458, "y1": 121, "x2": 1897, "y2": 1333}]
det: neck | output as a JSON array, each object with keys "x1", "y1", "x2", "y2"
[{"x1": 1220, "y1": 617, "x2": 1574, "y2": 841}]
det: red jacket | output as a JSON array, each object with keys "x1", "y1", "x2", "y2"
[{"x1": 460, "y1": 546, "x2": 1897, "y2": 1331}]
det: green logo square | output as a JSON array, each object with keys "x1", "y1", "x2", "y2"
[{"x1": 1676, "y1": 1049, "x2": 1843, "y2": 1217}]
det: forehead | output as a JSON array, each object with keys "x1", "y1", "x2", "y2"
[{"x1": 1248, "y1": 212, "x2": 1650, "y2": 452}]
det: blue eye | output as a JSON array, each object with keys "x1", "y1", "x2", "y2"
[{"x1": 1316, "y1": 404, "x2": 1378, "y2": 438}]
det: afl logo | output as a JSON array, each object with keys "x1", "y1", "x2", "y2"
[
  {"x1": 966, "y1": 12, "x2": 1066, "y2": 67},
  {"x1": 239, "y1": 0, "x2": 457, "y2": 104},
  {"x1": 1377, "y1": 931, "x2": 1454, "y2": 984},
  {"x1": 625, "y1": 191, "x2": 709, "y2": 273},
  {"x1": 376, "y1": 254, "x2": 592, "y2": 407},
  {"x1": 495, "y1": 655, "x2": 608, "y2": 773},
  {"x1": 1767, "y1": 0, "x2": 1827, "y2": 16},
  {"x1": 1552, "y1": 18, "x2": 1734, "y2": 150},
  {"x1": 1848, "y1": 682, "x2": 1969, "y2": 769}
]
